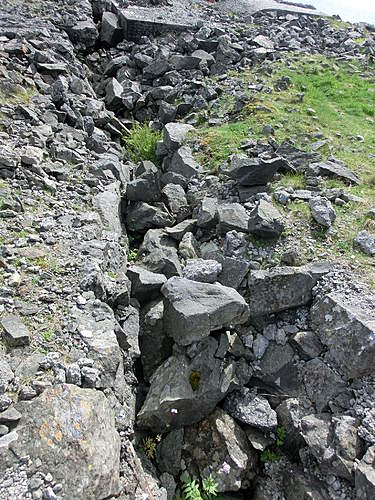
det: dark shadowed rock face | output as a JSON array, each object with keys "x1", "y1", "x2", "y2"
[{"x1": 1, "y1": 385, "x2": 121, "y2": 499}]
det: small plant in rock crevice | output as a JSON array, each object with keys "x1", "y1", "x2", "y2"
[
  {"x1": 173, "y1": 473, "x2": 221, "y2": 500},
  {"x1": 142, "y1": 435, "x2": 161, "y2": 460},
  {"x1": 123, "y1": 123, "x2": 162, "y2": 165},
  {"x1": 189, "y1": 370, "x2": 201, "y2": 392}
]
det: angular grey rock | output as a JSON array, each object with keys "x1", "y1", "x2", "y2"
[
  {"x1": 223, "y1": 388, "x2": 277, "y2": 430},
  {"x1": 182, "y1": 258, "x2": 222, "y2": 283},
  {"x1": 156, "y1": 429, "x2": 184, "y2": 476},
  {"x1": 0, "y1": 356, "x2": 13, "y2": 395},
  {"x1": 356, "y1": 445, "x2": 375, "y2": 499},
  {"x1": 309, "y1": 196, "x2": 336, "y2": 228},
  {"x1": 161, "y1": 277, "x2": 249, "y2": 346},
  {"x1": 308, "y1": 160, "x2": 361, "y2": 185},
  {"x1": 301, "y1": 414, "x2": 361, "y2": 480},
  {"x1": 139, "y1": 299, "x2": 172, "y2": 382},
  {"x1": 217, "y1": 203, "x2": 249, "y2": 235},
  {"x1": 354, "y1": 230, "x2": 375, "y2": 256},
  {"x1": 302, "y1": 359, "x2": 347, "y2": 412},
  {"x1": 1, "y1": 315, "x2": 30, "y2": 347},
  {"x1": 3, "y1": 384, "x2": 120, "y2": 498},
  {"x1": 248, "y1": 262, "x2": 330, "y2": 316},
  {"x1": 100, "y1": 12, "x2": 121, "y2": 46},
  {"x1": 143, "y1": 59, "x2": 171, "y2": 79},
  {"x1": 290, "y1": 331, "x2": 324, "y2": 360},
  {"x1": 253, "y1": 34, "x2": 274, "y2": 49},
  {"x1": 170, "y1": 55, "x2": 201, "y2": 70},
  {"x1": 126, "y1": 202, "x2": 175, "y2": 232},
  {"x1": 137, "y1": 337, "x2": 236, "y2": 432},
  {"x1": 165, "y1": 219, "x2": 197, "y2": 241},
  {"x1": 127, "y1": 265, "x2": 166, "y2": 302},
  {"x1": 116, "y1": 304, "x2": 140, "y2": 359},
  {"x1": 223, "y1": 230, "x2": 247, "y2": 259},
  {"x1": 127, "y1": 161, "x2": 161, "y2": 203},
  {"x1": 228, "y1": 155, "x2": 284, "y2": 186},
  {"x1": 248, "y1": 199, "x2": 284, "y2": 239},
  {"x1": 311, "y1": 292, "x2": 375, "y2": 380},
  {"x1": 197, "y1": 197, "x2": 218, "y2": 229},
  {"x1": 179, "y1": 232, "x2": 200, "y2": 260},
  {"x1": 218, "y1": 257, "x2": 250, "y2": 290},
  {"x1": 276, "y1": 398, "x2": 309, "y2": 455},
  {"x1": 191, "y1": 49, "x2": 215, "y2": 67},
  {"x1": 257, "y1": 341, "x2": 297, "y2": 395},
  {"x1": 162, "y1": 183, "x2": 187, "y2": 215},
  {"x1": 69, "y1": 20, "x2": 98, "y2": 49},
  {"x1": 137, "y1": 229, "x2": 182, "y2": 278},
  {"x1": 163, "y1": 123, "x2": 194, "y2": 153},
  {"x1": 183, "y1": 408, "x2": 256, "y2": 492},
  {"x1": 93, "y1": 182, "x2": 123, "y2": 235},
  {"x1": 169, "y1": 146, "x2": 202, "y2": 179},
  {"x1": 105, "y1": 78, "x2": 123, "y2": 111}
]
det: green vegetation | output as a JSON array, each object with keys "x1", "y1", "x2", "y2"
[
  {"x1": 123, "y1": 124, "x2": 162, "y2": 164},
  {"x1": 276, "y1": 426, "x2": 286, "y2": 447},
  {"x1": 174, "y1": 474, "x2": 220, "y2": 500},
  {"x1": 192, "y1": 53, "x2": 375, "y2": 284},
  {"x1": 0, "y1": 86, "x2": 35, "y2": 106},
  {"x1": 189, "y1": 370, "x2": 201, "y2": 391},
  {"x1": 142, "y1": 435, "x2": 160, "y2": 459},
  {"x1": 128, "y1": 248, "x2": 138, "y2": 262},
  {"x1": 260, "y1": 449, "x2": 280, "y2": 463}
]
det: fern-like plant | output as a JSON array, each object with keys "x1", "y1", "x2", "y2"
[{"x1": 173, "y1": 474, "x2": 220, "y2": 500}]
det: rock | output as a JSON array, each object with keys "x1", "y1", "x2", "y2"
[
  {"x1": 191, "y1": 49, "x2": 215, "y2": 67},
  {"x1": 179, "y1": 232, "x2": 200, "y2": 260},
  {"x1": 228, "y1": 155, "x2": 285, "y2": 186},
  {"x1": 127, "y1": 265, "x2": 167, "y2": 302},
  {"x1": 248, "y1": 200, "x2": 284, "y2": 239},
  {"x1": 69, "y1": 20, "x2": 98, "y2": 49},
  {"x1": 311, "y1": 292, "x2": 375, "y2": 379},
  {"x1": 137, "y1": 337, "x2": 236, "y2": 432},
  {"x1": 290, "y1": 331, "x2": 324, "y2": 360},
  {"x1": 139, "y1": 299, "x2": 172, "y2": 382},
  {"x1": 309, "y1": 196, "x2": 336, "y2": 228},
  {"x1": 308, "y1": 160, "x2": 361, "y2": 185},
  {"x1": 70, "y1": 300, "x2": 123, "y2": 389},
  {"x1": 163, "y1": 123, "x2": 194, "y2": 153},
  {"x1": 156, "y1": 429, "x2": 184, "y2": 476},
  {"x1": 161, "y1": 277, "x2": 249, "y2": 346},
  {"x1": 283, "y1": 469, "x2": 326, "y2": 500},
  {"x1": 217, "y1": 203, "x2": 249, "y2": 235},
  {"x1": 105, "y1": 78, "x2": 123, "y2": 111},
  {"x1": 116, "y1": 304, "x2": 140, "y2": 359},
  {"x1": 126, "y1": 202, "x2": 175, "y2": 232},
  {"x1": 0, "y1": 356, "x2": 13, "y2": 394},
  {"x1": 3, "y1": 385, "x2": 120, "y2": 498},
  {"x1": 162, "y1": 183, "x2": 187, "y2": 215},
  {"x1": 1, "y1": 315, "x2": 30, "y2": 347},
  {"x1": 165, "y1": 219, "x2": 197, "y2": 241},
  {"x1": 127, "y1": 161, "x2": 161, "y2": 203},
  {"x1": 144, "y1": 59, "x2": 171, "y2": 79},
  {"x1": 0, "y1": 406, "x2": 21, "y2": 425},
  {"x1": 197, "y1": 197, "x2": 218, "y2": 229},
  {"x1": 302, "y1": 359, "x2": 347, "y2": 412},
  {"x1": 137, "y1": 229, "x2": 182, "y2": 278},
  {"x1": 170, "y1": 55, "x2": 201, "y2": 70},
  {"x1": 247, "y1": 262, "x2": 330, "y2": 316},
  {"x1": 182, "y1": 258, "x2": 222, "y2": 283},
  {"x1": 257, "y1": 342, "x2": 297, "y2": 395},
  {"x1": 356, "y1": 445, "x2": 375, "y2": 499},
  {"x1": 253, "y1": 34, "x2": 274, "y2": 49},
  {"x1": 92, "y1": 182, "x2": 123, "y2": 235},
  {"x1": 301, "y1": 414, "x2": 361, "y2": 480},
  {"x1": 169, "y1": 146, "x2": 202, "y2": 179},
  {"x1": 224, "y1": 230, "x2": 247, "y2": 259},
  {"x1": 100, "y1": 12, "x2": 121, "y2": 46},
  {"x1": 183, "y1": 408, "x2": 256, "y2": 492},
  {"x1": 276, "y1": 398, "x2": 309, "y2": 456},
  {"x1": 354, "y1": 230, "x2": 375, "y2": 256},
  {"x1": 223, "y1": 388, "x2": 277, "y2": 430}
]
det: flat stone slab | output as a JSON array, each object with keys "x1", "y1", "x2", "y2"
[
  {"x1": 217, "y1": 0, "x2": 324, "y2": 17},
  {"x1": 1, "y1": 315, "x2": 30, "y2": 347}
]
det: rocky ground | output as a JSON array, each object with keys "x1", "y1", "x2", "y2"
[{"x1": 0, "y1": 0, "x2": 375, "y2": 499}]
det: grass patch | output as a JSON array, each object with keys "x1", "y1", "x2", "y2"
[
  {"x1": 123, "y1": 124, "x2": 162, "y2": 165},
  {"x1": 0, "y1": 86, "x2": 35, "y2": 106},
  {"x1": 193, "y1": 53, "x2": 375, "y2": 284}
]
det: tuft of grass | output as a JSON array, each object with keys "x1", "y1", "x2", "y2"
[
  {"x1": 0, "y1": 86, "x2": 35, "y2": 106},
  {"x1": 123, "y1": 124, "x2": 162, "y2": 165}
]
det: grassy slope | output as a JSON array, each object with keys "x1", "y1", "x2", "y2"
[{"x1": 193, "y1": 53, "x2": 375, "y2": 283}]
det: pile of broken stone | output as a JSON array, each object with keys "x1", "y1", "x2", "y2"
[{"x1": 0, "y1": 0, "x2": 375, "y2": 499}]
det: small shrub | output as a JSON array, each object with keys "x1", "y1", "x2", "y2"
[
  {"x1": 260, "y1": 449, "x2": 280, "y2": 463},
  {"x1": 142, "y1": 435, "x2": 161, "y2": 460},
  {"x1": 123, "y1": 124, "x2": 162, "y2": 164},
  {"x1": 276, "y1": 426, "x2": 286, "y2": 447}
]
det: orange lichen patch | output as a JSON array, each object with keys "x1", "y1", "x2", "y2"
[
  {"x1": 80, "y1": 399, "x2": 92, "y2": 419},
  {"x1": 74, "y1": 423, "x2": 81, "y2": 431},
  {"x1": 47, "y1": 439, "x2": 53, "y2": 447},
  {"x1": 55, "y1": 430, "x2": 62, "y2": 442}
]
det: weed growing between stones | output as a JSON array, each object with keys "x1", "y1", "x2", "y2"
[
  {"x1": 123, "y1": 123, "x2": 162, "y2": 164},
  {"x1": 189, "y1": 370, "x2": 201, "y2": 391},
  {"x1": 173, "y1": 473, "x2": 220, "y2": 500}
]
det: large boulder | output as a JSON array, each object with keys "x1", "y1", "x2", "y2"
[
  {"x1": 354, "y1": 230, "x2": 375, "y2": 256},
  {"x1": 127, "y1": 265, "x2": 166, "y2": 302},
  {"x1": 356, "y1": 445, "x2": 375, "y2": 499},
  {"x1": 0, "y1": 384, "x2": 120, "y2": 499},
  {"x1": 137, "y1": 337, "x2": 236, "y2": 432},
  {"x1": 169, "y1": 146, "x2": 202, "y2": 179},
  {"x1": 308, "y1": 160, "x2": 361, "y2": 185},
  {"x1": 248, "y1": 199, "x2": 284, "y2": 239},
  {"x1": 311, "y1": 292, "x2": 375, "y2": 380},
  {"x1": 247, "y1": 263, "x2": 330, "y2": 316},
  {"x1": 163, "y1": 123, "x2": 194, "y2": 153},
  {"x1": 183, "y1": 408, "x2": 256, "y2": 492},
  {"x1": 217, "y1": 203, "x2": 249, "y2": 235},
  {"x1": 161, "y1": 277, "x2": 249, "y2": 346},
  {"x1": 126, "y1": 161, "x2": 161, "y2": 203},
  {"x1": 228, "y1": 155, "x2": 285, "y2": 186},
  {"x1": 126, "y1": 202, "x2": 175, "y2": 232}
]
